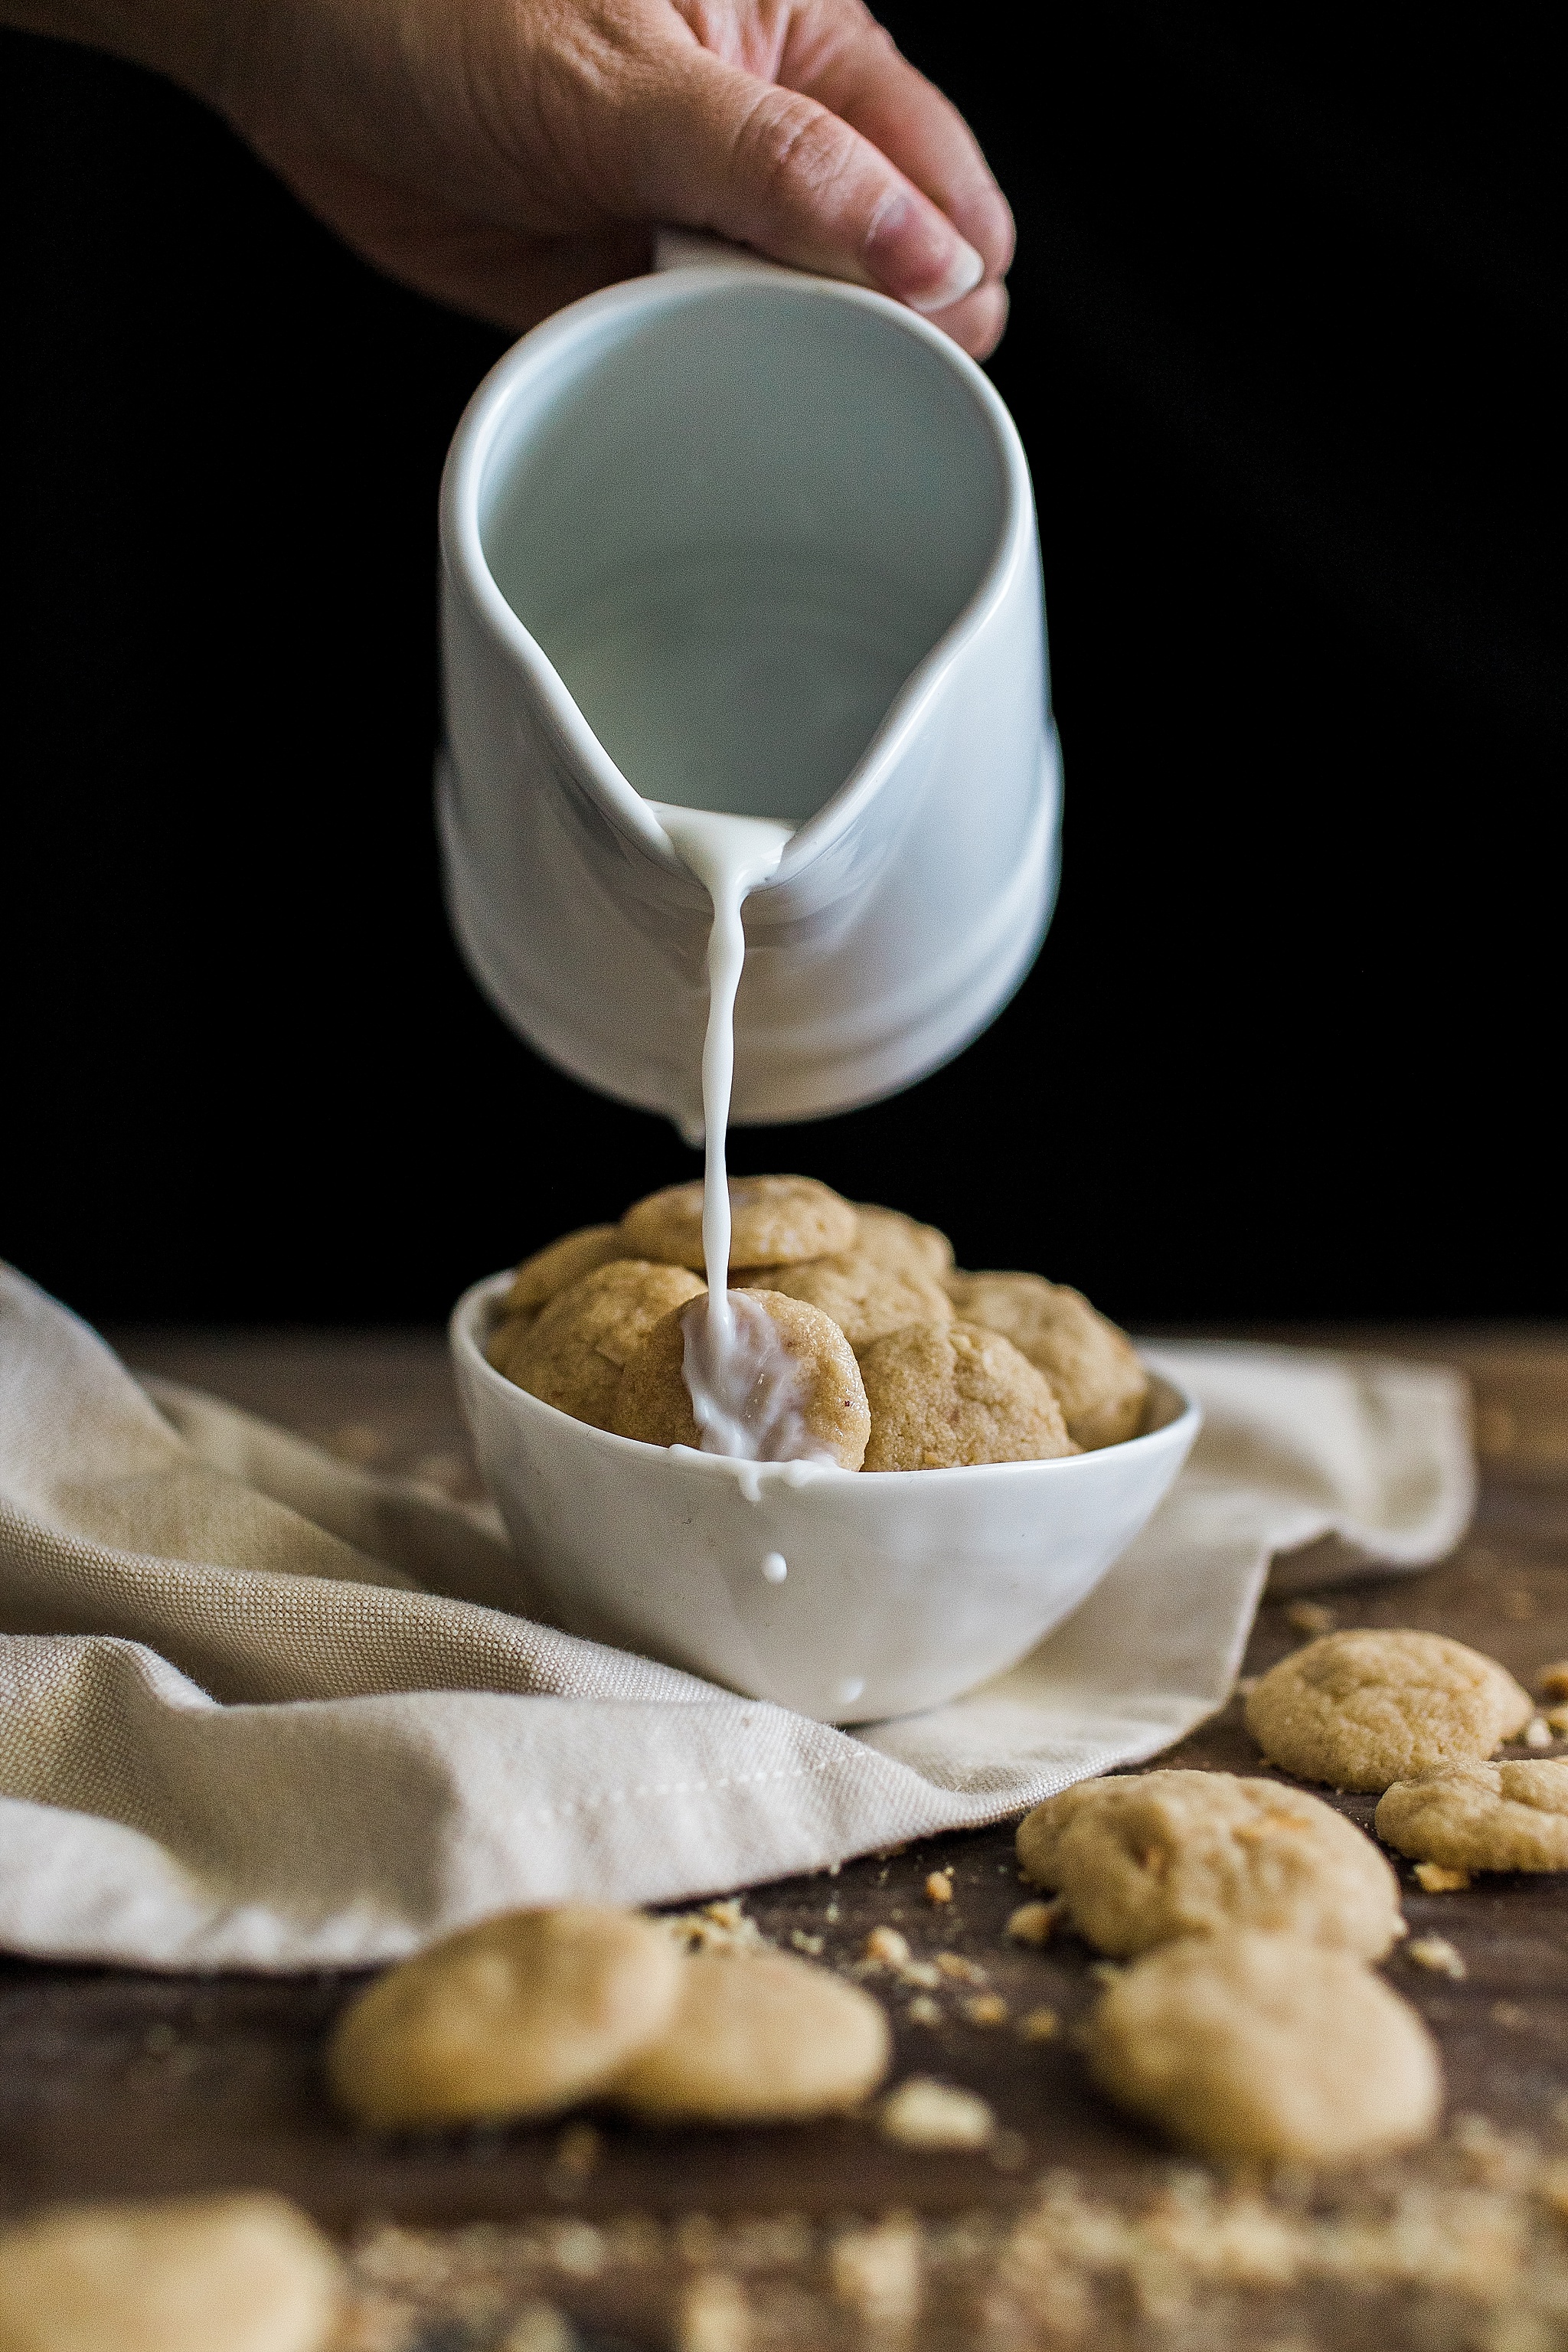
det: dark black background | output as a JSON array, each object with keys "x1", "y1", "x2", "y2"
[{"x1": 4, "y1": 3, "x2": 1564, "y2": 1328}]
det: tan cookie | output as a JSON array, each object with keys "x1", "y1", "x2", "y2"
[
  {"x1": 620, "y1": 1174, "x2": 858, "y2": 1272},
  {"x1": 502, "y1": 1224, "x2": 628, "y2": 1319},
  {"x1": 0, "y1": 2194, "x2": 342, "y2": 2352},
  {"x1": 1377, "y1": 1759, "x2": 1568, "y2": 1873},
  {"x1": 852, "y1": 1203, "x2": 955, "y2": 1279},
  {"x1": 1085, "y1": 1931, "x2": 1442, "y2": 2164},
  {"x1": 1246, "y1": 1630, "x2": 1534, "y2": 1793},
  {"x1": 609, "y1": 1949, "x2": 890, "y2": 2122},
  {"x1": 611, "y1": 1290, "x2": 871, "y2": 1469},
  {"x1": 858, "y1": 1320, "x2": 1074, "y2": 1471},
  {"x1": 742, "y1": 1250, "x2": 954, "y2": 1352},
  {"x1": 327, "y1": 1907, "x2": 684, "y2": 2129},
  {"x1": 945, "y1": 1272, "x2": 1148, "y2": 1449},
  {"x1": 1015, "y1": 1770, "x2": 1403, "y2": 1960},
  {"x1": 505, "y1": 1259, "x2": 706, "y2": 1431}
]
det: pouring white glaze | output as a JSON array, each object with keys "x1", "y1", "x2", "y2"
[{"x1": 652, "y1": 804, "x2": 838, "y2": 1467}]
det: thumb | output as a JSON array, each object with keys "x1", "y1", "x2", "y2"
[{"x1": 626, "y1": 47, "x2": 987, "y2": 315}]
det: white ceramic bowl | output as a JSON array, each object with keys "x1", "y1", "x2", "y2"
[{"x1": 451, "y1": 1274, "x2": 1201, "y2": 1724}]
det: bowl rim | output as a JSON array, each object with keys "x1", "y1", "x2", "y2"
[{"x1": 450, "y1": 1271, "x2": 1202, "y2": 1489}]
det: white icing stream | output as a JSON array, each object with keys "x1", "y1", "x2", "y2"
[{"x1": 652, "y1": 804, "x2": 837, "y2": 1467}]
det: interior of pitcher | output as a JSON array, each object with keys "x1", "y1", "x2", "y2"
[{"x1": 478, "y1": 281, "x2": 1011, "y2": 824}]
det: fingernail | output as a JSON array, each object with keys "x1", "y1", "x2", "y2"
[
  {"x1": 864, "y1": 191, "x2": 987, "y2": 315},
  {"x1": 903, "y1": 237, "x2": 985, "y2": 314}
]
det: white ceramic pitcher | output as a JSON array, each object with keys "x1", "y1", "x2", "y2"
[{"x1": 438, "y1": 234, "x2": 1060, "y2": 1133}]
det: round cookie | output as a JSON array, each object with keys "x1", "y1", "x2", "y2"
[
  {"x1": 611, "y1": 1290, "x2": 871, "y2": 1469},
  {"x1": 742, "y1": 1251, "x2": 954, "y2": 1352},
  {"x1": 327, "y1": 1906, "x2": 684, "y2": 2129},
  {"x1": 0, "y1": 2194, "x2": 342, "y2": 2352},
  {"x1": 503, "y1": 1225, "x2": 628, "y2": 1319},
  {"x1": 1015, "y1": 1769, "x2": 1404, "y2": 1960},
  {"x1": 1377, "y1": 1758, "x2": 1568, "y2": 1873},
  {"x1": 1084, "y1": 1931, "x2": 1442, "y2": 2164},
  {"x1": 853, "y1": 1203, "x2": 955, "y2": 1280},
  {"x1": 1245, "y1": 1630, "x2": 1534, "y2": 1794},
  {"x1": 507, "y1": 1259, "x2": 706, "y2": 1431},
  {"x1": 946, "y1": 1272, "x2": 1148, "y2": 1449},
  {"x1": 621, "y1": 1175, "x2": 858, "y2": 1273},
  {"x1": 609, "y1": 1949, "x2": 890, "y2": 2122},
  {"x1": 858, "y1": 1320, "x2": 1074, "y2": 1471}
]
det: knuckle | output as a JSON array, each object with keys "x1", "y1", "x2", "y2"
[{"x1": 733, "y1": 84, "x2": 856, "y2": 205}]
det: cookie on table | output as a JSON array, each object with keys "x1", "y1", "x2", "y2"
[
  {"x1": 742, "y1": 1250, "x2": 953, "y2": 1353},
  {"x1": 1246, "y1": 1630, "x2": 1534, "y2": 1794},
  {"x1": 852, "y1": 1203, "x2": 955, "y2": 1280},
  {"x1": 1016, "y1": 1770, "x2": 1404, "y2": 1960},
  {"x1": 611, "y1": 1290, "x2": 871, "y2": 1469},
  {"x1": 1377, "y1": 1759, "x2": 1568, "y2": 1873},
  {"x1": 327, "y1": 1907, "x2": 684, "y2": 2129},
  {"x1": 620, "y1": 1174, "x2": 858, "y2": 1273},
  {"x1": 1084, "y1": 1931, "x2": 1442, "y2": 2164},
  {"x1": 945, "y1": 1272, "x2": 1148, "y2": 1449},
  {"x1": 609, "y1": 1949, "x2": 890, "y2": 2122},
  {"x1": 859, "y1": 1320, "x2": 1075, "y2": 1471},
  {"x1": 504, "y1": 1259, "x2": 706, "y2": 1431},
  {"x1": 502, "y1": 1224, "x2": 628, "y2": 1321},
  {"x1": 0, "y1": 2194, "x2": 341, "y2": 2352}
]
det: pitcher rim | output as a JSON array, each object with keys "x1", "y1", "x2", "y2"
[{"x1": 439, "y1": 261, "x2": 1037, "y2": 887}]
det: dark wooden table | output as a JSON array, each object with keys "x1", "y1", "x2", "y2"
[{"x1": 6, "y1": 1328, "x2": 1568, "y2": 2350}]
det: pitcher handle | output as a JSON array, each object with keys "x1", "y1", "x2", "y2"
[{"x1": 652, "y1": 227, "x2": 803, "y2": 279}]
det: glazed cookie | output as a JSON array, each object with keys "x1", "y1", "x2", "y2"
[
  {"x1": 1376, "y1": 1759, "x2": 1568, "y2": 1873},
  {"x1": 609, "y1": 1949, "x2": 891, "y2": 2122},
  {"x1": 327, "y1": 1906, "x2": 684, "y2": 2129},
  {"x1": 1015, "y1": 1770, "x2": 1404, "y2": 1960},
  {"x1": 1246, "y1": 1631, "x2": 1534, "y2": 1793},
  {"x1": 945, "y1": 1272, "x2": 1148, "y2": 1449},
  {"x1": 858, "y1": 1320, "x2": 1074, "y2": 1471},
  {"x1": 621, "y1": 1174, "x2": 858, "y2": 1273},
  {"x1": 505, "y1": 1259, "x2": 706, "y2": 1431},
  {"x1": 0, "y1": 2194, "x2": 342, "y2": 2352},
  {"x1": 1085, "y1": 1931, "x2": 1442, "y2": 2165},
  {"x1": 742, "y1": 1250, "x2": 954, "y2": 1352},
  {"x1": 502, "y1": 1224, "x2": 628, "y2": 1320},
  {"x1": 611, "y1": 1290, "x2": 871, "y2": 1469},
  {"x1": 852, "y1": 1203, "x2": 955, "y2": 1280}
]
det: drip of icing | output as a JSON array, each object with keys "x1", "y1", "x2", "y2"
[{"x1": 652, "y1": 804, "x2": 837, "y2": 1468}]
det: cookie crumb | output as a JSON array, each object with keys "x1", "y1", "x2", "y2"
[
  {"x1": 1006, "y1": 1901, "x2": 1057, "y2": 1947},
  {"x1": 963, "y1": 1994, "x2": 1009, "y2": 2026},
  {"x1": 1547, "y1": 1706, "x2": 1568, "y2": 1734},
  {"x1": 936, "y1": 1953, "x2": 987, "y2": 1984},
  {"x1": 678, "y1": 2269, "x2": 750, "y2": 2352},
  {"x1": 863, "y1": 1926, "x2": 910, "y2": 1970},
  {"x1": 1414, "y1": 1861, "x2": 1472, "y2": 1893},
  {"x1": 551, "y1": 2122, "x2": 602, "y2": 2180},
  {"x1": 789, "y1": 1931, "x2": 825, "y2": 1956},
  {"x1": 1407, "y1": 1936, "x2": 1467, "y2": 1980},
  {"x1": 906, "y1": 1997, "x2": 942, "y2": 2027},
  {"x1": 1020, "y1": 2006, "x2": 1060, "y2": 2042},
  {"x1": 1539, "y1": 1662, "x2": 1568, "y2": 1700},
  {"x1": 1285, "y1": 1600, "x2": 1338, "y2": 1636},
  {"x1": 879, "y1": 2078, "x2": 996, "y2": 2150},
  {"x1": 1524, "y1": 1716, "x2": 1554, "y2": 1749},
  {"x1": 900, "y1": 1962, "x2": 941, "y2": 1990},
  {"x1": 925, "y1": 1870, "x2": 955, "y2": 1906},
  {"x1": 1492, "y1": 2001, "x2": 1527, "y2": 2030}
]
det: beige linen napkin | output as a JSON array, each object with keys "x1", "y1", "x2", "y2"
[{"x1": 0, "y1": 1265, "x2": 1472, "y2": 1971}]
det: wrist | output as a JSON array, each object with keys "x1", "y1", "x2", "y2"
[{"x1": 5, "y1": 0, "x2": 228, "y2": 101}]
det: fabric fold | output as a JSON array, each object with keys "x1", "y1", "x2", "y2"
[{"x1": 1, "y1": 1263, "x2": 1472, "y2": 1970}]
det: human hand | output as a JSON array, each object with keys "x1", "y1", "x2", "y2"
[{"x1": 204, "y1": 0, "x2": 1012, "y2": 352}]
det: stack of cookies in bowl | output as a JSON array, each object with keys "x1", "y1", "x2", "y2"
[{"x1": 486, "y1": 1174, "x2": 1149, "y2": 1470}]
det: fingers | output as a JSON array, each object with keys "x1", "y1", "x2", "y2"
[
  {"x1": 778, "y1": 5, "x2": 1014, "y2": 285},
  {"x1": 627, "y1": 44, "x2": 987, "y2": 315}
]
